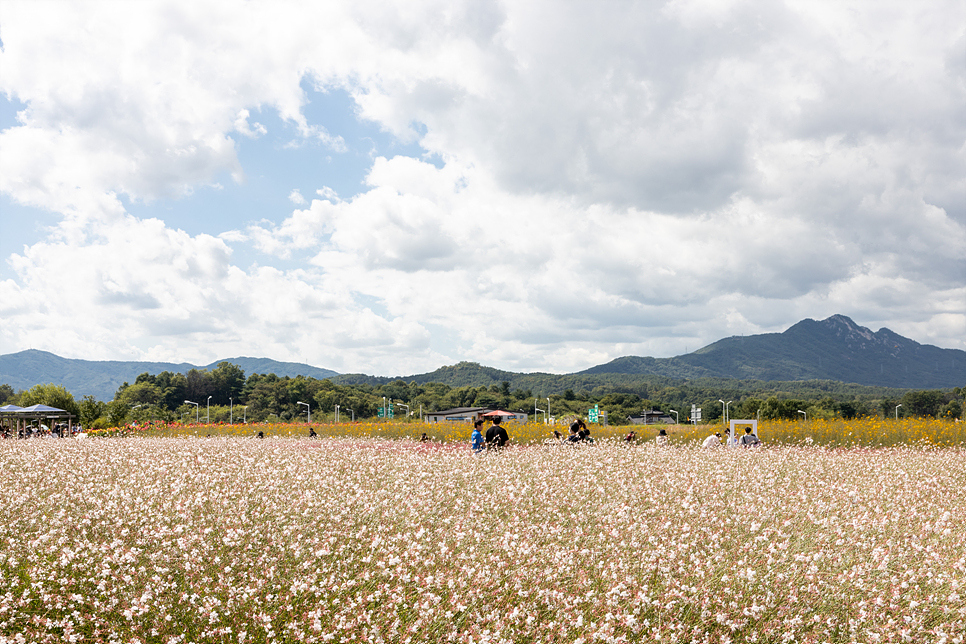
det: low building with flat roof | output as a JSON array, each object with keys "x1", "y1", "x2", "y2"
[
  {"x1": 627, "y1": 409, "x2": 676, "y2": 425},
  {"x1": 424, "y1": 407, "x2": 486, "y2": 423}
]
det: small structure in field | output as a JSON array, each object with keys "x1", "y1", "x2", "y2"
[{"x1": 627, "y1": 409, "x2": 676, "y2": 425}]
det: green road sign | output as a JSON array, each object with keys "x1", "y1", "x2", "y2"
[{"x1": 588, "y1": 404, "x2": 600, "y2": 423}]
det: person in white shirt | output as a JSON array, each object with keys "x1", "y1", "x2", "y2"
[
  {"x1": 725, "y1": 430, "x2": 739, "y2": 448},
  {"x1": 655, "y1": 428, "x2": 669, "y2": 446},
  {"x1": 702, "y1": 432, "x2": 722, "y2": 449}
]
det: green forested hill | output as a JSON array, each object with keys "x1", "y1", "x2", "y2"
[
  {"x1": 579, "y1": 315, "x2": 966, "y2": 388},
  {"x1": 0, "y1": 350, "x2": 337, "y2": 400},
  {"x1": 334, "y1": 362, "x2": 908, "y2": 401},
  {"x1": 2, "y1": 315, "x2": 962, "y2": 401}
]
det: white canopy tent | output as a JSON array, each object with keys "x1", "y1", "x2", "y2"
[{"x1": 0, "y1": 404, "x2": 74, "y2": 438}]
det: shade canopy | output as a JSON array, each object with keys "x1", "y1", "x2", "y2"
[
  {"x1": 0, "y1": 404, "x2": 24, "y2": 412},
  {"x1": 18, "y1": 404, "x2": 68, "y2": 413},
  {"x1": 481, "y1": 410, "x2": 517, "y2": 417}
]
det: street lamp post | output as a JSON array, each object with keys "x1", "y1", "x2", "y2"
[
  {"x1": 718, "y1": 399, "x2": 731, "y2": 426},
  {"x1": 243, "y1": 406, "x2": 247, "y2": 423},
  {"x1": 185, "y1": 400, "x2": 199, "y2": 424},
  {"x1": 547, "y1": 397, "x2": 551, "y2": 424},
  {"x1": 895, "y1": 404, "x2": 902, "y2": 420},
  {"x1": 230, "y1": 398, "x2": 233, "y2": 424},
  {"x1": 669, "y1": 409, "x2": 678, "y2": 424},
  {"x1": 335, "y1": 404, "x2": 340, "y2": 423},
  {"x1": 207, "y1": 395, "x2": 212, "y2": 423},
  {"x1": 297, "y1": 402, "x2": 310, "y2": 423},
  {"x1": 395, "y1": 403, "x2": 410, "y2": 419},
  {"x1": 345, "y1": 408, "x2": 355, "y2": 422},
  {"x1": 798, "y1": 410, "x2": 807, "y2": 422}
]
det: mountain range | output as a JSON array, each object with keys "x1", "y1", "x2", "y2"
[
  {"x1": 1, "y1": 315, "x2": 963, "y2": 400},
  {"x1": 0, "y1": 353, "x2": 337, "y2": 401},
  {"x1": 579, "y1": 315, "x2": 965, "y2": 388}
]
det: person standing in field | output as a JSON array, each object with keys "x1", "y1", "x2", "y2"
[
  {"x1": 471, "y1": 420, "x2": 485, "y2": 453},
  {"x1": 739, "y1": 427, "x2": 761, "y2": 448},
  {"x1": 655, "y1": 428, "x2": 669, "y2": 446},
  {"x1": 485, "y1": 416, "x2": 509, "y2": 449},
  {"x1": 702, "y1": 431, "x2": 721, "y2": 448}
]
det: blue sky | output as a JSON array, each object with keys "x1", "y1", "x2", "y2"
[
  {"x1": 1, "y1": 83, "x2": 434, "y2": 276},
  {"x1": 1, "y1": 0, "x2": 963, "y2": 375}
]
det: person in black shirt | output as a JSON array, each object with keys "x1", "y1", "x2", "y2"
[
  {"x1": 569, "y1": 418, "x2": 588, "y2": 442},
  {"x1": 484, "y1": 416, "x2": 509, "y2": 449}
]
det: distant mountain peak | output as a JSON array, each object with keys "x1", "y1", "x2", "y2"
[
  {"x1": 582, "y1": 314, "x2": 964, "y2": 387},
  {"x1": 817, "y1": 314, "x2": 876, "y2": 342}
]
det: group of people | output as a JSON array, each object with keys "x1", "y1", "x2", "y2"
[
  {"x1": 469, "y1": 415, "x2": 763, "y2": 452},
  {"x1": 702, "y1": 427, "x2": 762, "y2": 448},
  {"x1": 544, "y1": 418, "x2": 595, "y2": 445},
  {"x1": 2, "y1": 422, "x2": 78, "y2": 439},
  {"x1": 471, "y1": 416, "x2": 509, "y2": 452}
]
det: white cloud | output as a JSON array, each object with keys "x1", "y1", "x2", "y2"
[
  {"x1": 0, "y1": 0, "x2": 963, "y2": 374},
  {"x1": 233, "y1": 109, "x2": 267, "y2": 138}
]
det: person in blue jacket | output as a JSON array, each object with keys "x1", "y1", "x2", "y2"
[{"x1": 471, "y1": 419, "x2": 485, "y2": 453}]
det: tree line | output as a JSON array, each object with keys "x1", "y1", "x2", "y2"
[{"x1": 1, "y1": 364, "x2": 963, "y2": 428}]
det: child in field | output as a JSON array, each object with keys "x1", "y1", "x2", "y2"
[{"x1": 471, "y1": 420, "x2": 485, "y2": 453}]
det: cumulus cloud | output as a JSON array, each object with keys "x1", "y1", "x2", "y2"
[{"x1": 0, "y1": 0, "x2": 963, "y2": 374}]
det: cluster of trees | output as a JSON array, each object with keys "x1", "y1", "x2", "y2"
[{"x1": 1, "y1": 368, "x2": 963, "y2": 428}]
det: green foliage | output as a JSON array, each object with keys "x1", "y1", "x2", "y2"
[
  {"x1": 900, "y1": 389, "x2": 946, "y2": 418},
  {"x1": 100, "y1": 360, "x2": 965, "y2": 425},
  {"x1": 211, "y1": 362, "x2": 246, "y2": 405},
  {"x1": 760, "y1": 397, "x2": 809, "y2": 420},
  {"x1": 0, "y1": 383, "x2": 15, "y2": 405},
  {"x1": 79, "y1": 395, "x2": 105, "y2": 428},
  {"x1": 106, "y1": 400, "x2": 129, "y2": 427},
  {"x1": 19, "y1": 383, "x2": 80, "y2": 418},
  {"x1": 118, "y1": 381, "x2": 163, "y2": 406},
  {"x1": 150, "y1": 371, "x2": 188, "y2": 410}
]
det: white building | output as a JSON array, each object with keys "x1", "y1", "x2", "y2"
[
  {"x1": 424, "y1": 407, "x2": 486, "y2": 423},
  {"x1": 423, "y1": 408, "x2": 529, "y2": 423}
]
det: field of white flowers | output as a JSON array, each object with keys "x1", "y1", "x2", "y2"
[{"x1": 1, "y1": 438, "x2": 963, "y2": 644}]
